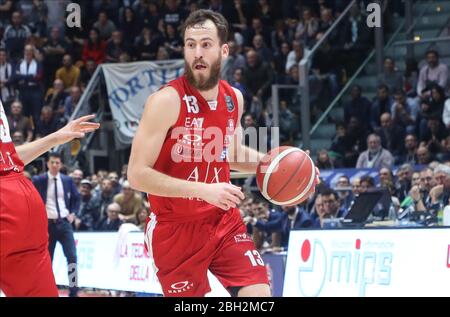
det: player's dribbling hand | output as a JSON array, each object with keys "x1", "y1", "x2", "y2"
[{"x1": 199, "y1": 183, "x2": 245, "y2": 211}]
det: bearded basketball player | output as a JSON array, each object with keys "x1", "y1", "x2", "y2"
[
  {"x1": 0, "y1": 101, "x2": 99, "y2": 296},
  {"x1": 128, "y1": 9, "x2": 319, "y2": 297}
]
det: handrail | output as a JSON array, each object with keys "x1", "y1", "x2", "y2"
[
  {"x1": 393, "y1": 36, "x2": 450, "y2": 46},
  {"x1": 305, "y1": 0, "x2": 356, "y2": 62},
  {"x1": 309, "y1": 0, "x2": 437, "y2": 138}
]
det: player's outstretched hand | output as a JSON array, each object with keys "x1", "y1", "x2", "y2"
[
  {"x1": 54, "y1": 114, "x2": 100, "y2": 145},
  {"x1": 200, "y1": 182, "x2": 245, "y2": 211}
]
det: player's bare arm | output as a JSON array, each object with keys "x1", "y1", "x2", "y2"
[
  {"x1": 127, "y1": 87, "x2": 244, "y2": 210},
  {"x1": 15, "y1": 114, "x2": 100, "y2": 165}
]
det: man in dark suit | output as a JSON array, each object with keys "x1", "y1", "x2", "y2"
[{"x1": 32, "y1": 152, "x2": 80, "y2": 297}]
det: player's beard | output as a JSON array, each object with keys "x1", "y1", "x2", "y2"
[{"x1": 185, "y1": 53, "x2": 222, "y2": 91}]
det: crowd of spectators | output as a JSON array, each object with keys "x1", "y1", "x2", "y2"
[
  {"x1": 1, "y1": 0, "x2": 397, "y2": 147},
  {"x1": 2, "y1": 1, "x2": 449, "y2": 252}
]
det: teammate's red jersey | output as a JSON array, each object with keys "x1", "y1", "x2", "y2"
[
  {"x1": 1, "y1": 101, "x2": 58, "y2": 296},
  {"x1": 148, "y1": 75, "x2": 239, "y2": 222},
  {"x1": 0, "y1": 103, "x2": 24, "y2": 176}
]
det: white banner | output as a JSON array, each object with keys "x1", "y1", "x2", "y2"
[
  {"x1": 52, "y1": 231, "x2": 229, "y2": 296},
  {"x1": 102, "y1": 60, "x2": 184, "y2": 146},
  {"x1": 283, "y1": 228, "x2": 450, "y2": 297}
]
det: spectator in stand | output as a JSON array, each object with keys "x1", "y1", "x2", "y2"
[
  {"x1": 34, "y1": 105, "x2": 61, "y2": 138},
  {"x1": 335, "y1": 175, "x2": 353, "y2": 211},
  {"x1": 45, "y1": 79, "x2": 67, "y2": 117},
  {"x1": 108, "y1": 171, "x2": 122, "y2": 196},
  {"x1": 4, "y1": 11, "x2": 31, "y2": 62},
  {"x1": 428, "y1": 165, "x2": 450, "y2": 210},
  {"x1": 79, "y1": 58, "x2": 97, "y2": 90},
  {"x1": 378, "y1": 57, "x2": 403, "y2": 94},
  {"x1": 344, "y1": 85, "x2": 372, "y2": 131},
  {"x1": 161, "y1": 0, "x2": 187, "y2": 30},
  {"x1": 417, "y1": 85, "x2": 446, "y2": 141},
  {"x1": 417, "y1": 50, "x2": 449, "y2": 99},
  {"x1": 420, "y1": 116, "x2": 448, "y2": 157},
  {"x1": 321, "y1": 188, "x2": 348, "y2": 219},
  {"x1": 403, "y1": 58, "x2": 419, "y2": 98},
  {"x1": 351, "y1": 177, "x2": 362, "y2": 197},
  {"x1": 375, "y1": 112, "x2": 405, "y2": 157},
  {"x1": 222, "y1": 39, "x2": 246, "y2": 83},
  {"x1": 140, "y1": 0, "x2": 161, "y2": 32},
  {"x1": 93, "y1": 178, "x2": 115, "y2": 221},
  {"x1": 14, "y1": 44, "x2": 44, "y2": 125},
  {"x1": 295, "y1": 7, "x2": 319, "y2": 48},
  {"x1": 391, "y1": 89, "x2": 419, "y2": 134},
  {"x1": 55, "y1": 54, "x2": 80, "y2": 90},
  {"x1": 96, "y1": 202, "x2": 123, "y2": 231},
  {"x1": 395, "y1": 163, "x2": 413, "y2": 202},
  {"x1": 411, "y1": 171, "x2": 421, "y2": 188},
  {"x1": 42, "y1": 27, "x2": 68, "y2": 87},
  {"x1": 93, "y1": 10, "x2": 117, "y2": 41},
  {"x1": 278, "y1": 100, "x2": 298, "y2": 144},
  {"x1": 135, "y1": 26, "x2": 163, "y2": 61},
  {"x1": 443, "y1": 96, "x2": 450, "y2": 129},
  {"x1": 285, "y1": 39, "x2": 309, "y2": 74},
  {"x1": 119, "y1": 6, "x2": 141, "y2": 47},
  {"x1": 416, "y1": 145, "x2": 433, "y2": 165},
  {"x1": 163, "y1": 23, "x2": 183, "y2": 59},
  {"x1": 70, "y1": 169, "x2": 83, "y2": 189},
  {"x1": 396, "y1": 134, "x2": 418, "y2": 165},
  {"x1": 356, "y1": 134, "x2": 394, "y2": 169},
  {"x1": 73, "y1": 179, "x2": 100, "y2": 231},
  {"x1": 7, "y1": 100, "x2": 33, "y2": 143},
  {"x1": 252, "y1": 34, "x2": 272, "y2": 63},
  {"x1": 230, "y1": 68, "x2": 251, "y2": 107},
  {"x1": 243, "y1": 50, "x2": 274, "y2": 103},
  {"x1": 105, "y1": 31, "x2": 130, "y2": 63},
  {"x1": 329, "y1": 121, "x2": 358, "y2": 168},
  {"x1": 0, "y1": 47, "x2": 14, "y2": 107},
  {"x1": 315, "y1": 149, "x2": 334, "y2": 169},
  {"x1": 64, "y1": 86, "x2": 82, "y2": 122},
  {"x1": 113, "y1": 180, "x2": 143, "y2": 224},
  {"x1": 11, "y1": 130, "x2": 25, "y2": 146},
  {"x1": 82, "y1": 28, "x2": 106, "y2": 65},
  {"x1": 272, "y1": 41, "x2": 290, "y2": 80},
  {"x1": 135, "y1": 207, "x2": 149, "y2": 230},
  {"x1": 370, "y1": 84, "x2": 394, "y2": 130},
  {"x1": 271, "y1": 21, "x2": 290, "y2": 54}
]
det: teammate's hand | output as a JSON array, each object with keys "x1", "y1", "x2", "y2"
[
  {"x1": 199, "y1": 183, "x2": 245, "y2": 211},
  {"x1": 54, "y1": 114, "x2": 100, "y2": 145}
]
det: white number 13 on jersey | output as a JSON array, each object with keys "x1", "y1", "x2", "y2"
[{"x1": 244, "y1": 250, "x2": 264, "y2": 266}]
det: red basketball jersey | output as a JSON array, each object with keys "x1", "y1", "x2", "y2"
[
  {"x1": 148, "y1": 76, "x2": 239, "y2": 222},
  {"x1": 0, "y1": 102, "x2": 24, "y2": 176}
]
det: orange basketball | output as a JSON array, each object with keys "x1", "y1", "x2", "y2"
[{"x1": 256, "y1": 146, "x2": 317, "y2": 206}]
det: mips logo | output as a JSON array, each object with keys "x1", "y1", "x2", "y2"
[{"x1": 297, "y1": 239, "x2": 328, "y2": 297}]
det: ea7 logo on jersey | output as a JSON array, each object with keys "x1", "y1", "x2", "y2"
[{"x1": 183, "y1": 95, "x2": 199, "y2": 114}]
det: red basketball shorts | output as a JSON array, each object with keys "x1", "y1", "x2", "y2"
[
  {"x1": 145, "y1": 208, "x2": 269, "y2": 297},
  {"x1": 0, "y1": 173, "x2": 58, "y2": 297}
]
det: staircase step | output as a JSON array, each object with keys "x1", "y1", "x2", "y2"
[
  {"x1": 414, "y1": 1, "x2": 450, "y2": 15},
  {"x1": 313, "y1": 123, "x2": 336, "y2": 139}
]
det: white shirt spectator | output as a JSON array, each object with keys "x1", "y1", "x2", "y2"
[
  {"x1": 443, "y1": 98, "x2": 450, "y2": 129},
  {"x1": 417, "y1": 63, "x2": 449, "y2": 96}
]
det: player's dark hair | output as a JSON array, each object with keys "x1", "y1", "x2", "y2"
[{"x1": 182, "y1": 9, "x2": 229, "y2": 45}]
